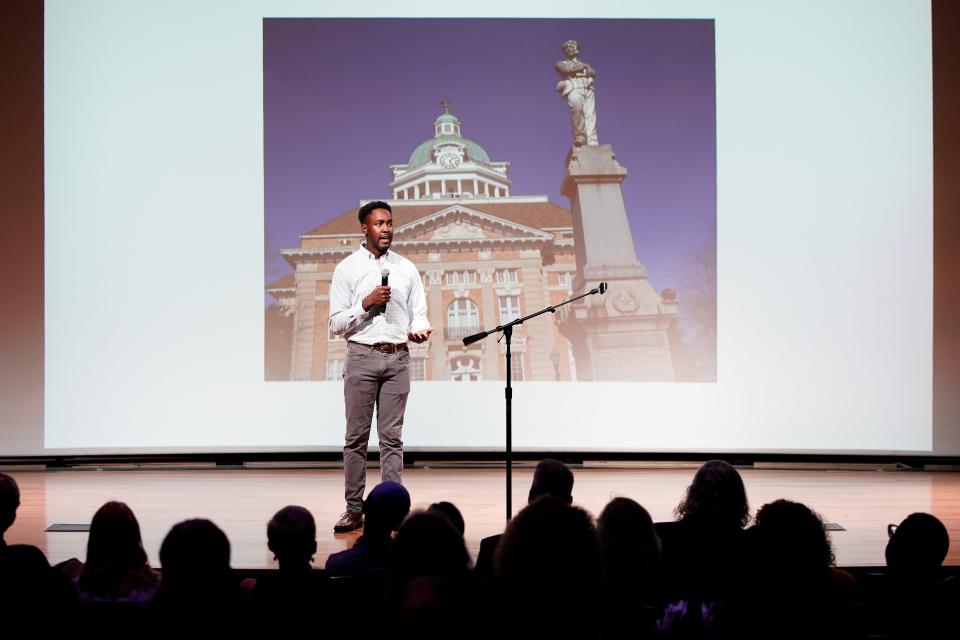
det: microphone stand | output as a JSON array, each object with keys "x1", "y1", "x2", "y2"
[{"x1": 462, "y1": 282, "x2": 608, "y2": 521}]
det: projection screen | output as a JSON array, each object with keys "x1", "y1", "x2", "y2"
[{"x1": 41, "y1": 0, "x2": 933, "y2": 454}]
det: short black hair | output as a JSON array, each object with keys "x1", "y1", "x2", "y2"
[
  {"x1": 529, "y1": 458, "x2": 574, "y2": 504},
  {"x1": 886, "y1": 512, "x2": 950, "y2": 574},
  {"x1": 428, "y1": 501, "x2": 465, "y2": 537},
  {"x1": 267, "y1": 505, "x2": 316, "y2": 561},
  {"x1": 358, "y1": 200, "x2": 392, "y2": 224}
]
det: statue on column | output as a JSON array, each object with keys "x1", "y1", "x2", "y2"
[{"x1": 555, "y1": 40, "x2": 599, "y2": 147}]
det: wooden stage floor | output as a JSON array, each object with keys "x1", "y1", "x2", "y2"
[{"x1": 4, "y1": 465, "x2": 959, "y2": 569}]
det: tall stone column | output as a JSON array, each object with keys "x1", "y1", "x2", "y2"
[
  {"x1": 290, "y1": 265, "x2": 319, "y2": 381},
  {"x1": 518, "y1": 256, "x2": 554, "y2": 381},
  {"x1": 478, "y1": 268, "x2": 499, "y2": 380},
  {"x1": 555, "y1": 145, "x2": 678, "y2": 381},
  {"x1": 427, "y1": 269, "x2": 447, "y2": 380}
]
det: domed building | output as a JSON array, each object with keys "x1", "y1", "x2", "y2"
[
  {"x1": 267, "y1": 107, "x2": 581, "y2": 382},
  {"x1": 390, "y1": 109, "x2": 511, "y2": 201}
]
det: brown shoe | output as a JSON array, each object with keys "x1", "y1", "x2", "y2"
[{"x1": 333, "y1": 510, "x2": 363, "y2": 532}]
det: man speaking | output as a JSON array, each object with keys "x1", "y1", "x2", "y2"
[{"x1": 328, "y1": 201, "x2": 432, "y2": 532}]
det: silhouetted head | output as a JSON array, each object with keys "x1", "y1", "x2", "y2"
[
  {"x1": 495, "y1": 496, "x2": 601, "y2": 635},
  {"x1": 363, "y1": 481, "x2": 411, "y2": 535},
  {"x1": 79, "y1": 501, "x2": 155, "y2": 597},
  {"x1": 267, "y1": 505, "x2": 317, "y2": 568},
  {"x1": 428, "y1": 501, "x2": 465, "y2": 537},
  {"x1": 388, "y1": 510, "x2": 470, "y2": 589},
  {"x1": 86, "y1": 502, "x2": 147, "y2": 565},
  {"x1": 676, "y1": 460, "x2": 749, "y2": 530},
  {"x1": 886, "y1": 512, "x2": 949, "y2": 581},
  {"x1": 0, "y1": 473, "x2": 20, "y2": 538},
  {"x1": 752, "y1": 499, "x2": 834, "y2": 576},
  {"x1": 157, "y1": 518, "x2": 234, "y2": 607},
  {"x1": 597, "y1": 497, "x2": 662, "y2": 579},
  {"x1": 84, "y1": 501, "x2": 148, "y2": 569},
  {"x1": 528, "y1": 458, "x2": 574, "y2": 504}
]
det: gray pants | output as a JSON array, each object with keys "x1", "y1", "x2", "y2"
[{"x1": 342, "y1": 341, "x2": 410, "y2": 512}]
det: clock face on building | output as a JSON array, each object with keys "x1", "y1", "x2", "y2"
[{"x1": 438, "y1": 151, "x2": 462, "y2": 169}]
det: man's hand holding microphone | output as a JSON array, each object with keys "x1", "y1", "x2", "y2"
[
  {"x1": 361, "y1": 267, "x2": 433, "y2": 343},
  {"x1": 362, "y1": 267, "x2": 392, "y2": 313}
]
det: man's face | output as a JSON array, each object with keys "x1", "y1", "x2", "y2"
[
  {"x1": 563, "y1": 42, "x2": 580, "y2": 59},
  {"x1": 362, "y1": 208, "x2": 393, "y2": 253}
]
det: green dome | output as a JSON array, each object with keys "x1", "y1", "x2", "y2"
[
  {"x1": 408, "y1": 136, "x2": 491, "y2": 167},
  {"x1": 406, "y1": 111, "x2": 492, "y2": 167}
]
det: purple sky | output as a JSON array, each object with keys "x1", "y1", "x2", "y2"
[{"x1": 264, "y1": 18, "x2": 716, "y2": 298}]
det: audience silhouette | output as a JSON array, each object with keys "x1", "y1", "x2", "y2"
[
  {"x1": 598, "y1": 496, "x2": 664, "y2": 637},
  {"x1": 249, "y1": 505, "x2": 326, "y2": 622},
  {"x1": 76, "y1": 501, "x2": 159, "y2": 603},
  {"x1": 658, "y1": 459, "x2": 750, "y2": 613},
  {"x1": 428, "y1": 501, "x2": 465, "y2": 537},
  {"x1": 474, "y1": 458, "x2": 574, "y2": 583},
  {"x1": 882, "y1": 511, "x2": 954, "y2": 638},
  {"x1": 0, "y1": 463, "x2": 955, "y2": 637},
  {"x1": 495, "y1": 495, "x2": 602, "y2": 638},
  {"x1": 152, "y1": 518, "x2": 240, "y2": 628},
  {"x1": 0, "y1": 472, "x2": 20, "y2": 548},
  {"x1": 325, "y1": 481, "x2": 410, "y2": 578},
  {"x1": 0, "y1": 473, "x2": 78, "y2": 619},
  {"x1": 741, "y1": 499, "x2": 858, "y2": 638}
]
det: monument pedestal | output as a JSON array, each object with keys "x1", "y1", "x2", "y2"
[{"x1": 556, "y1": 144, "x2": 678, "y2": 381}]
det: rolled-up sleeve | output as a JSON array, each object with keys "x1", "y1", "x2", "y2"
[
  {"x1": 329, "y1": 263, "x2": 369, "y2": 336},
  {"x1": 407, "y1": 267, "x2": 430, "y2": 333}
]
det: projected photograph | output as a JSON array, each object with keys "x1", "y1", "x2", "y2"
[{"x1": 264, "y1": 19, "x2": 717, "y2": 383}]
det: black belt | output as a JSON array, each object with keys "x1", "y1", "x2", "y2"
[{"x1": 349, "y1": 341, "x2": 408, "y2": 354}]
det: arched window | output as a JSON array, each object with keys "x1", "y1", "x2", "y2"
[{"x1": 446, "y1": 298, "x2": 479, "y2": 340}]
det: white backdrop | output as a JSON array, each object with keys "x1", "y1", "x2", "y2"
[{"x1": 44, "y1": 0, "x2": 932, "y2": 453}]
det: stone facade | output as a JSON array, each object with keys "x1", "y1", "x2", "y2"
[
  {"x1": 267, "y1": 110, "x2": 677, "y2": 382},
  {"x1": 271, "y1": 200, "x2": 579, "y2": 382}
]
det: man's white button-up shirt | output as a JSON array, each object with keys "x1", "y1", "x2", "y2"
[{"x1": 328, "y1": 244, "x2": 429, "y2": 344}]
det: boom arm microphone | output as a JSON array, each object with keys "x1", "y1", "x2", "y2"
[
  {"x1": 462, "y1": 281, "x2": 608, "y2": 347},
  {"x1": 589, "y1": 282, "x2": 608, "y2": 295}
]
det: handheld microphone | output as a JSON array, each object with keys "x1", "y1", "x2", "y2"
[
  {"x1": 599, "y1": 282, "x2": 608, "y2": 294},
  {"x1": 379, "y1": 267, "x2": 390, "y2": 313}
]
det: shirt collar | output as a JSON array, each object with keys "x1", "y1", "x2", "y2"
[{"x1": 360, "y1": 242, "x2": 392, "y2": 261}]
